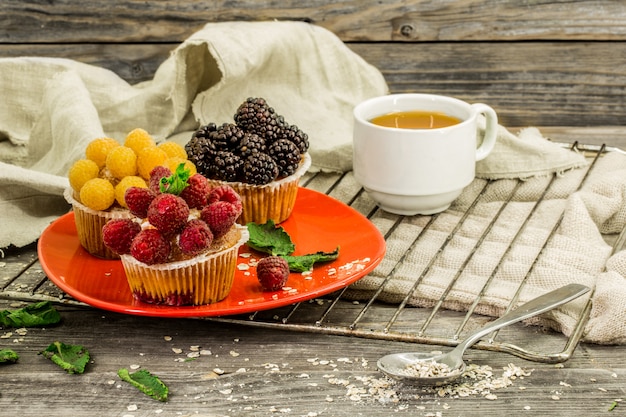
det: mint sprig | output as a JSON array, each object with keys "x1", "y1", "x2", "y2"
[
  {"x1": 246, "y1": 221, "x2": 339, "y2": 271},
  {"x1": 118, "y1": 368, "x2": 169, "y2": 402},
  {"x1": 40, "y1": 341, "x2": 90, "y2": 374},
  {"x1": 160, "y1": 163, "x2": 190, "y2": 194},
  {"x1": 0, "y1": 301, "x2": 61, "y2": 328}
]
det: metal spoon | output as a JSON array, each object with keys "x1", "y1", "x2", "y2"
[{"x1": 377, "y1": 283, "x2": 591, "y2": 386}]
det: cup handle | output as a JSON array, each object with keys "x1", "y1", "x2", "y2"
[{"x1": 472, "y1": 103, "x2": 498, "y2": 161}]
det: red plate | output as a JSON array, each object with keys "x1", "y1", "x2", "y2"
[{"x1": 38, "y1": 188, "x2": 385, "y2": 317}]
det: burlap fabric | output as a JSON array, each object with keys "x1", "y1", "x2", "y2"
[{"x1": 0, "y1": 21, "x2": 624, "y2": 344}]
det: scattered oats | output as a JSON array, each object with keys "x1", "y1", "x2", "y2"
[
  {"x1": 599, "y1": 387, "x2": 608, "y2": 392},
  {"x1": 319, "y1": 360, "x2": 330, "y2": 365},
  {"x1": 1, "y1": 332, "x2": 12, "y2": 339},
  {"x1": 107, "y1": 380, "x2": 116, "y2": 385},
  {"x1": 239, "y1": 252, "x2": 251, "y2": 258},
  {"x1": 306, "y1": 413, "x2": 319, "y2": 417},
  {"x1": 559, "y1": 381, "x2": 572, "y2": 387},
  {"x1": 519, "y1": 386, "x2": 527, "y2": 390},
  {"x1": 554, "y1": 363, "x2": 564, "y2": 368},
  {"x1": 337, "y1": 357, "x2": 352, "y2": 363},
  {"x1": 590, "y1": 378, "x2": 597, "y2": 382},
  {"x1": 612, "y1": 372, "x2": 618, "y2": 378},
  {"x1": 189, "y1": 345, "x2": 200, "y2": 351},
  {"x1": 307, "y1": 358, "x2": 318, "y2": 363},
  {"x1": 308, "y1": 383, "x2": 318, "y2": 387},
  {"x1": 219, "y1": 389, "x2": 233, "y2": 395},
  {"x1": 15, "y1": 328, "x2": 27, "y2": 336},
  {"x1": 327, "y1": 268, "x2": 336, "y2": 275},
  {"x1": 230, "y1": 350, "x2": 240, "y2": 357},
  {"x1": 172, "y1": 348, "x2": 183, "y2": 354},
  {"x1": 238, "y1": 301, "x2": 245, "y2": 305},
  {"x1": 213, "y1": 368, "x2": 225, "y2": 375},
  {"x1": 352, "y1": 301, "x2": 360, "y2": 305},
  {"x1": 236, "y1": 368, "x2": 247, "y2": 373},
  {"x1": 127, "y1": 404, "x2": 138, "y2": 411},
  {"x1": 187, "y1": 351, "x2": 200, "y2": 359},
  {"x1": 443, "y1": 403, "x2": 451, "y2": 409},
  {"x1": 130, "y1": 364, "x2": 140, "y2": 370},
  {"x1": 551, "y1": 395, "x2": 560, "y2": 400},
  {"x1": 316, "y1": 299, "x2": 324, "y2": 305},
  {"x1": 301, "y1": 270, "x2": 312, "y2": 276},
  {"x1": 154, "y1": 410, "x2": 163, "y2": 414},
  {"x1": 485, "y1": 393, "x2": 498, "y2": 400},
  {"x1": 271, "y1": 294, "x2": 278, "y2": 300},
  {"x1": 200, "y1": 349, "x2": 212, "y2": 356},
  {"x1": 524, "y1": 406, "x2": 531, "y2": 410},
  {"x1": 297, "y1": 373, "x2": 310, "y2": 378},
  {"x1": 237, "y1": 263, "x2": 250, "y2": 271},
  {"x1": 325, "y1": 396, "x2": 333, "y2": 402}
]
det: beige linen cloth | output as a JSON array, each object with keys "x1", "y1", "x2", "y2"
[{"x1": 0, "y1": 21, "x2": 624, "y2": 344}]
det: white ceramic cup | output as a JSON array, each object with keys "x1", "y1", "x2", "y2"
[{"x1": 353, "y1": 93, "x2": 498, "y2": 215}]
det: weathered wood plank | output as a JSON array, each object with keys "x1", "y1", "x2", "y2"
[
  {"x1": 2, "y1": 0, "x2": 626, "y2": 43},
  {"x1": 1, "y1": 42, "x2": 624, "y2": 127}
]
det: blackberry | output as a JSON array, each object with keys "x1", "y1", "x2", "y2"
[
  {"x1": 209, "y1": 123, "x2": 246, "y2": 150},
  {"x1": 212, "y1": 151, "x2": 244, "y2": 182},
  {"x1": 281, "y1": 124, "x2": 309, "y2": 154},
  {"x1": 191, "y1": 122, "x2": 218, "y2": 140},
  {"x1": 268, "y1": 139, "x2": 301, "y2": 177},
  {"x1": 185, "y1": 136, "x2": 218, "y2": 176},
  {"x1": 242, "y1": 152, "x2": 279, "y2": 185},
  {"x1": 234, "y1": 97, "x2": 285, "y2": 142},
  {"x1": 236, "y1": 132, "x2": 267, "y2": 158}
]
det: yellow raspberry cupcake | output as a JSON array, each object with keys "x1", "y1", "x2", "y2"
[
  {"x1": 186, "y1": 97, "x2": 311, "y2": 225},
  {"x1": 65, "y1": 131, "x2": 195, "y2": 259},
  {"x1": 104, "y1": 166, "x2": 248, "y2": 306}
]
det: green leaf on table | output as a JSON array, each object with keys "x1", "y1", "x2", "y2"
[
  {"x1": 0, "y1": 301, "x2": 61, "y2": 328},
  {"x1": 246, "y1": 220, "x2": 295, "y2": 256},
  {"x1": 39, "y1": 341, "x2": 90, "y2": 374},
  {"x1": 0, "y1": 349, "x2": 19, "y2": 364},
  {"x1": 282, "y1": 247, "x2": 340, "y2": 272},
  {"x1": 118, "y1": 368, "x2": 169, "y2": 402}
]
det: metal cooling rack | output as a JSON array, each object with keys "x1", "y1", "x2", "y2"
[{"x1": 2, "y1": 142, "x2": 622, "y2": 363}]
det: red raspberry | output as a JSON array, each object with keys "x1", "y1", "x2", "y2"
[
  {"x1": 124, "y1": 186, "x2": 156, "y2": 218},
  {"x1": 147, "y1": 193, "x2": 190, "y2": 235},
  {"x1": 207, "y1": 185, "x2": 243, "y2": 216},
  {"x1": 102, "y1": 219, "x2": 141, "y2": 255},
  {"x1": 178, "y1": 219, "x2": 213, "y2": 256},
  {"x1": 130, "y1": 229, "x2": 171, "y2": 265},
  {"x1": 200, "y1": 201, "x2": 239, "y2": 238},
  {"x1": 148, "y1": 165, "x2": 172, "y2": 194},
  {"x1": 256, "y1": 256, "x2": 290, "y2": 291},
  {"x1": 179, "y1": 173, "x2": 210, "y2": 209}
]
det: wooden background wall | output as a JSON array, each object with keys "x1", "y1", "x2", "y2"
[{"x1": 1, "y1": 0, "x2": 625, "y2": 128}]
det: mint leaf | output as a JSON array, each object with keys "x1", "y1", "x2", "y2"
[
  {"x1": 282, "y1": 247, "x2": 340, "y2": 272},
  {"x1": 118, "y1": 368, "x2": 169, "y2": 402},
  {"x1": 160, "y1": 162, "x2": 190, "y2": 194},
  {"x1": 40, "y1": 341, "x2": 90, "y2": 374},
  {"x1": 0, "y1": 301, "x2": 61, "y2": 328},
  {"x1": 0, "y1": 349, "x2": 19, "y2": 364},
  {"x1": 246, "y1": 220, "x2": 295, "y2": 256}
]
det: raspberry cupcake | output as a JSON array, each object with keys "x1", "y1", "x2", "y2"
[
  {"x1": 185, "y1": 97, "x2": 311, "y2": 225},
  {"x1": 65, "y1": 132, "x2": 193, "y2": 259},
  {"x1": 103, "y1": 166, "x2": 249, "y2": 306}
]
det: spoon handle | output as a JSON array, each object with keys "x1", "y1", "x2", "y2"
[{"x1": 455, "y1": 283, "x2": 591, "y2": 353}]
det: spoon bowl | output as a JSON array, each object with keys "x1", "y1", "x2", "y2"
[{"x1": 377, "y1": 283, "x2": 591, "y2": 386}]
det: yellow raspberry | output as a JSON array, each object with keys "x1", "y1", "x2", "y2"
[
  {"x1": 114, "y1": 175, "x2": 147, "y2": 208},
  {"x1": 106, "y1": 146, "x2": 137, "y2": 179},
  {"x1": 80, "y1": 178, "x2": 115, "y2": 211},
  {"x1": 165, "y1": 158, "x2": 197, "y2": 176},
  {"x1": 124, "y1": 128, "x2": 156, "y2": 155},
  {"x1": 85, "y1": 137, "x2": 120, "y2": 168},
  {"x1": 158, "y1": 141, "x2": 187, "y2": 159},
  {"x1": 68, "y1": 159, "x2": 100, "y2": 193},
  {"x1": 137, "y1": 146, "x2": 168, "y2": 179}
]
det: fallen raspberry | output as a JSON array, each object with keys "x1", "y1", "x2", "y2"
[
  {"x1": 179, "y1": 173, "x2": 210, "y2": 209},
  {"x1": 147, "y1": 193, "x2": 190, "y2": 235},
  {"x1": 124, "y1": 186, "x2": 156, "y2": 218},
  {"x1": 207, "y1": 185, "x2": 243, "y2": 216},
  {"x1": 102, "y1": 219, "x2": 141, "y2": 255},
  {"x1": 179, "y1": 219, "x2": 213, "y2": 256},
  {"x1": 130, "y1": 229, "x2": 171, "y2": 265},
  {"x1": 148, "y1": 165, "x2": 172, "y2": 194},
  {"x1": 201, "y1": 201, "x2": 239, "y2": 238},
  {"x1": 256, "y1": 256, "x2": 290, "y2": 291}
]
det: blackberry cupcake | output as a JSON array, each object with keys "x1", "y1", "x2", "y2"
[{"x1": 186, "y1": 97, "x2": 311, "y2": 225}]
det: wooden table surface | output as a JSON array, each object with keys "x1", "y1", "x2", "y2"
[{"x1": 1, "y1": 129, "x2": 625, "y2": 417}]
